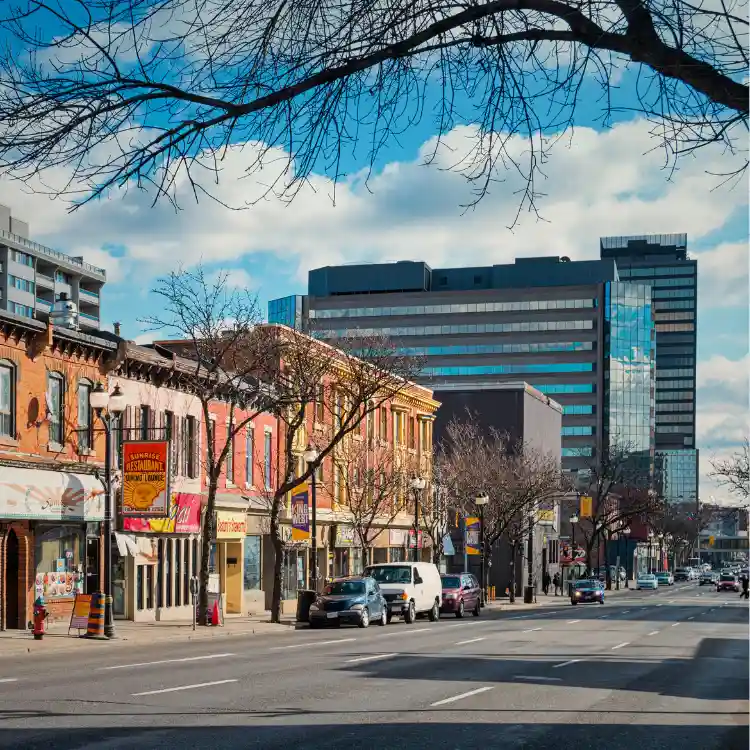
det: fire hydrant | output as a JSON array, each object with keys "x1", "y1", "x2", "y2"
[{"x1": 31, "y1": 596, "x2": 48, "y2": 640}]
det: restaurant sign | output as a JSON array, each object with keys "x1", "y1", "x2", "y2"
[
  {"x1": 121, "y1": 441, "x2": 170, "y2": 517},
  {"x1": 215, "y1": 511, "x2": 247, "y2": 540}
]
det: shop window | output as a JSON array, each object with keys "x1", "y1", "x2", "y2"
[
  {"x1": 183, "y1": 541, "x2": 190, "y2": 604},
  {"x1": 243, "y1": 536, "x2": 262, "y2": 590},
  {"x1": 245, "y1": 426, "x2": 254, "y2": 486},
  {"x1": 77, "y1": 380, "x2": 92, "y2": 451},
  {"x1": 47, "y1": 372, "x2": 64, "y2": 446},
  {"x1": 35, "y1": 524, "x2": 84, "y2": 599},
  {"x1": 0, "y1": 361, "x2": 15, "y2": 437}
]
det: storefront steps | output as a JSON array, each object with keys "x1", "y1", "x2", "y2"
[{"x1": 0, "y1": 612, "x2": 297, "y2": 657}]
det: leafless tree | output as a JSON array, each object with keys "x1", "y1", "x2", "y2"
[
  {"x1": 139, "y1": 264, "x2": 272, "y2": 624},
  {"x1": 0, "y1": 1, "x2": 744, "y2": 218},
  {"x1": 710, "y1": 439, "x2": 750, "y2": 505},
  {"x1": 422, "y1": 453, "x2": 461, "y2": 565},
  {"x1": 336, "y1": 437, "x2": 414, "y2": 558}
]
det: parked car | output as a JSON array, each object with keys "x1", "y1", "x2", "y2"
[
  {"x1": 440, "y1": 573, "x2": 481, "y2": 618},
  {"x1": 363, "y1": 562, "x2": 442, "y2": 623},
  {"x1": 636, "y1": 573, "x2": 659, "y2": 590},
  {"x1": 717, "y1": 574, "x2": 741, "y2": 593},
  {"x1": 674, "y1": 568, "x2": 692, "y2": 582},
  {"x1": 655, "y1": 571, "x2": 674, "y2": 586},
  {"x1": 571, "y1": 579, "x2": 604, "y2": 605},
  {"x1": 699, "y1": 571, "x2": 719, "y2": 586},
  {"x1": 309, "y1": 576, "x2": 387, "y2": 628}
]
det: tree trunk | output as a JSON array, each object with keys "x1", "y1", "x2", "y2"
[
  {"x1": 270, "y1": 493, "x2": 284, "y2": 624},
  {"x1": 509, "y1": 542, "x2": 516, "y2": 604},
  {"x1": 198, "y1": 478, "x2": 218, "y2": 626},
  {"x1": 604, "y1": 534, "x2": 612, "y2": 590}
]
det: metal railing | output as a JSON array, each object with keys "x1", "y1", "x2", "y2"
[
  {"x1": 0, "y1": 228, "x2": 107, "y2": 278},
  {"x1": 79, "y1": 288, "x2": 100, "y2": 300},
  {"x1": 35, "y1": 298, "x2": 52, "y2": 308},
  {"x1": 79, "y1": 311, "x2": 100, "y2": 322}
]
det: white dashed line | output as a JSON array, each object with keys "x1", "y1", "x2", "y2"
[
  {"x1": 648, "y1": 631, "x2": 659, "y2": 636},
  {"x1": 612, "y1": 642, "x2": 630, "y2": 650},
  {"x1": 455, "y1": 637, "x2": 485, "y2": 646},
  {"x1": 671, "y1": 623, "x2": 680, "y2": 627},
  {"x1": 514, "y1": 675, "x2": 562, "y2": 682},
  {"x1": 687, "y1": 616, "x2": 695, "y2": 621},
  {"x1": 553, "y1": 659, "x2": 582, "y2": 668},
  {"x1": 566, "y1": 620, "x2": 581, "y2": 624},
  {"x1": 0, "y1": 679, "x2": 18, "y2": 684},
  {"x1": 271, "y1": 638, "x2": 356, "y2": 651},
  {"x1": 522, "y1": 627, "x2": 543, "y2": 633},
  {"x1": 101, "y1": 653, "x2": 236, "y2": 671},
  {"x1": 346, "y1": 653, "x2": 397, "y2": 664},
  {"x1": 132, "y1": 679, "x2": 237, "y2": 697},
  {"x1": 430, "y1": 686, "x2": 494, "y2": 707}
]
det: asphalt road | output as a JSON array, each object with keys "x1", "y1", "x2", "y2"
[{"x1": 0, "y1": 582, "x2": 747, "y2": 749}]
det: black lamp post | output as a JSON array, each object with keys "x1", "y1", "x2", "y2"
[
  {"x1": 524, "y1": 508, "x2": 535, "y2": 605},
  {"x1": 657, "y1": 532, "x2": 665, "y2": 572},
  {"x1": 303, "y1": 444, "x2": 320, "y2": 591},
  {"x1": 89, "y1": 382, "x2": 127, "y2": 639},
  {"x1": 623, "y1": 527, "x2": 631, "y2": 587},
  {"x1": 570, "y1": 513, "x2": 579, "y2": 588},
  {"x1": 647, "y1": 531, "x2": 654, "y2": 574},
  {"x1": 475, "y1": 492, "x2": 489, "y2": 605},
  {"x1": 410, "y1": 476, "x2": 426, "y2": 562}
]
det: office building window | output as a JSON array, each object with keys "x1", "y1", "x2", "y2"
[
  {"x1": 397, "y1": 341, "x2": 594, "y2": 357},
  {"x1": 9, "y1": 275, "x2": 35, "y2": 293},
  {"x1": 561, "y1": 426, "x2": 594, "y2": 436},
  {"x1": 47, "y1": 372, "x2": 64, "y2": 445},
  {"x1": 653, "y1": 288, "x2": 695, "y2": 299},
  {"x1": 656, "y1": 390, "x2": 693, "y2": 401},
  {"x1": 77, "y1": 380, "x2": 92, "y2": 451},
  {"x1": 55, "y1": 270, "x2": 71, "y2": 284},
  {"x1": 422, "y1": 362, "x2": 594, "y2": 377},
  {"x1": 656, "y1": 402, "x2": 694, "y2": 412},
  {"x1": 562, "y1": 447, "x2": 593, "y2": 457},
  {"x1": 654, "y1": 299, "x2": 695, "y2": 310},
  {"x1": 534, "y1": 384, "x2": 595, "y2": 394},
  {"x1": 12, "y1": 303, "x2": 34, "y2": 317},
  {"x1": 657, "y1": 369, "x2": 694, "y2": 378},
  {"x1": 562, "y1": 405, "x2": 594, "y2": 415},
  {"x1": 10, "y1": 250, "x2": 33, "y2": 266},
  {"x1": 0, "y1": 362, "x2": 14, "y2": 437}
]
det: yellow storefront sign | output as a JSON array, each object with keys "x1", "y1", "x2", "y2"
[{"x1": 215, "y1": 511, "x2": 247, "y2": 540}]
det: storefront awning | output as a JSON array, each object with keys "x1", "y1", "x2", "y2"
[{"x1": 0, "y1": 465, "x2": 104, "y2": 521}]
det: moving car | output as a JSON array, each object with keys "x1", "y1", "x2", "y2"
[
  {"x1": 309, "y1": 576, "x2": 388, "y2": 628},
  {"x1": 363, "y1": 562, "x2": 442, "y2": 624},
  {"x1": 440, "y1": 573, "x2": 481, "y2": 618},
  {"x1": 674, "y1": 568, "x2": 692, "y2": 582},
  {"x1": 699, "y1": 571, "x2": 719, "y2": 586},
  {"x1": 570, "y1": 579, "x2": 604, "y2": 605},
  {"x1": 716, "y1": 573, "x2": 741, "y2": 593},
  {"x1": 636, "y1": 573, "x2": 659, "y2": 590},
  {"x1": 655, "y1": 571, "x2": 674, "y2": 586}
]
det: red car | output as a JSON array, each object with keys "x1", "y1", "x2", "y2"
[
  {"x1": 717, "y1": 574, "x2": 740, "y2": 592},
  {"x1": 440, "y1": 573, "x2": 481, "y2": 618}
]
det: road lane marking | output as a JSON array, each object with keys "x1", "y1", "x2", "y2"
[
  {"x1": 621, "y1": 610, "x2": 630, "y2": 614},
  {"x1": 671, "y1": 623, "x2": 680, "y2": 627},
  {"x1": 522, "y1": 627, "x2": 543, "y2": 633},
  {"x1": 687, "y1": 616, "x2": 695, "y2": 620},
  {"x1": 566, "y1": 620, "x2": 581, "y2": 624},
  {"x1": 612, "y1": 642, "x2": 629, "y2": 650},
  {"x1": 553, "y1": 659, "x2": 582, "y2": 668},
  {"x1": 102, "y1": 653, "x2": 236, "y2": 671},
  {"x1": 376, "y1": 628, "x2": 431, "y2": 638},
  {"x1": 599, "y1": 615, "x2": 609, "y2": 619},
  {"x1": 346, "y1": 653, "x2": 397, "y2": 664},
  {"x1": 0, "y1": 679, "x2": 18, "y2": 684},
  {"x1": 431, "y1": 686, "x2": 494, "y2": 707},
  {"x1": 455, "y1": 637, "x2": 485, "y2": 646},
  {"x1": 271, "y1": 638, "x2": 356, "y2": 651},
  {"x1": 132, "y1": 679, "x2": 237, "y2": 697},
  {"x1": 514, "y1": 675, "x2": 562, "y2": 682},
  {"x1": 648, "y1": 631, "x2": 659, "y2": 636}
]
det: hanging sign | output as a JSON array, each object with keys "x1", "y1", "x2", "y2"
[
  {"x1": 465, "y1": 517, "x2": 481, "y2": 555},
  {"x1": 121, "y1": 441, "x2": 170, "y2": 517},
  {"x1": 579, "y1": 495, "x2": 593, "y2": 518},
  {"x1": 291, "y1": 484, "x2": 310, "y2": 542}
]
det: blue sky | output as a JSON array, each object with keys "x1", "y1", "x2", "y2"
[{"x1": 0, "y1": 8, "x2": 746, "y2": 504}]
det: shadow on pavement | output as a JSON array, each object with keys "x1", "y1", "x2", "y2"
[{"x1": 0, "y1": 722, "x2": 746, "y2": 750}]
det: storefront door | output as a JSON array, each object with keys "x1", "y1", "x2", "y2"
[
  {"x1": 86, "y1": 537, "x2": 100, "y2": 594},
  {"x1": 4, "y1": 530, "x2": 19, "y2": 628},
  {"x1": 112, "y1": 552, "x2": 126, "y2": 618},
  {"x1": 282, "y1": 549, "x2": 305, "y2": 600}
]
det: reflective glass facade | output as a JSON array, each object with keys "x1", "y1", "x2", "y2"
[
  {"x1": 655, "y1": 449, "x2": 698, "y2": 507},
  {"x1": 268, "y1": 295, "x2": 304, "y2": 329},
  {"x1": 603, "y1": 281, "x2": 654, "y2": 455},
  {"x1": 421, "y1": 362, "x2": 594, "y2": 377}
]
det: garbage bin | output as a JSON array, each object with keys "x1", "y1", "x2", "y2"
[{"x1": 296, "y1": 589, "x2": 317, "y2": 623}]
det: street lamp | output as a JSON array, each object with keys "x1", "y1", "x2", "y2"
[
  {"x1": 657, "y1": 532, "x2": 664, "y2": 572},
  {"x1": 475, "y1": 492, "x2": 489, "y2": 605},
  {"x1": 524, "y1": 507, "x2": 536, "y2": 604},
  {"x1": 89, "y1": 382, "x2": 127, "y2": 639},
  {"x1": 569, "y1": 513, "x2": 579, "y2": 584},
  {"x1": 623, "y1": 527, "x2": 631, "y2": 587},
  {"x1": 647, "y1": 531, "x2": 654, "y2": 574},
  {"x1": 410, "y1": 476, "x2": 427, "y2": 562},
  {"x1": 303, "y1": 444, "x2": 320, "y2": 591}
]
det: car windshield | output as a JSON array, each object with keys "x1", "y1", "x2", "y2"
[
  {"x1": 720, "y1": 574, "x2": 736, "y2": 582},
  {"x1": 575, "y1": 581, "x2": 598, "y2": 589},
  {"x1": 639, "y1": 574, "x2": 655, "y2": 580},
  {"x1": 325, "y1": 581, "x2": 366, "y2": 595},
  {"x1": 441, "y1": 576, "x2": 461, "y2": 589},
  {"x1": 364, "y1": 566, "x2": 412, "y2": 584}
]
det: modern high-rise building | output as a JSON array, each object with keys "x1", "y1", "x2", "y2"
[
  {"x1": 600, "y1": 234, "x2": 698, "y2": 507},
  {"x1": 270, "y1": 256, "x2": 655, "y2": 473},
  {"x1": 0, "y1": 204, "x2": 104, "y2": 329}
]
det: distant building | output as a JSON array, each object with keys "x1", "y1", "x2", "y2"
[{"x1": 0, "y1": 204, "x2": 104, "y2": 329}]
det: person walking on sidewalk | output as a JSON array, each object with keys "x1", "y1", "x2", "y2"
[
  {"x1": 552, "y1": 572, "x2": 561, "y2": 596},
  {"x1": 542, "y1": 571, "x2": 551, "y2": 596},
  {"x1": 741, "y1": 573, "x2": 749, "y2": 600}
]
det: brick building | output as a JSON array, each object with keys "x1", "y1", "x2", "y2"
[{"x1": 0, "y1": 312, "x2": 116, "y2": 629}]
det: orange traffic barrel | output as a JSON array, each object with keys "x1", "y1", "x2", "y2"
[{"x1": 84, "y1": 592, "x2": 106, "y2": 639}]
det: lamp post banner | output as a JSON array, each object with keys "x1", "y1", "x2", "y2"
[
  {"x1": 291, "y1": 485, "x2": 311, "y2": 542},
  {"x1": 466, "y1": 517, "x2": 481, "y2": 555},
  {"x1": 121, "y1": 441, "x2": 170, "y2": 517}
]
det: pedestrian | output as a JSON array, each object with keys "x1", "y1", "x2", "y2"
[
  {"x1": 552, "y1": 571, "x2": 561, "y2": 596},
  {"x1": 741, "y1": 574, "x2": 749, "y2": 600},
  {"x1": 542, "y1": 571, "x2": 551, "y2": 595}
]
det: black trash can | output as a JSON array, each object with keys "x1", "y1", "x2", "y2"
[{"x1": 296, "y1": 589, "x2": 317, "y2": 623}]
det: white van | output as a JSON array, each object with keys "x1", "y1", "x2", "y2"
[{"x1": 363, "y1": 562, "x2": 442, "y2": 623}]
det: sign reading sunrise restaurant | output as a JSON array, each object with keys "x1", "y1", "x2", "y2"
[{"x1": 121, "y1": 441, "x2": 170, "y2": 517}]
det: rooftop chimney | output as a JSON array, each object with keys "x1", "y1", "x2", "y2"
[{"x1": 113, "y1": 321, "x2": 121, "y2": 336}]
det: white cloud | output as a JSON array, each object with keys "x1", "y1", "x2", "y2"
[{"x1": 695, "y1": 241, "x2": 749, "y2": 310}]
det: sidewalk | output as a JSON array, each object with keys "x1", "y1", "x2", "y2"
[{"x1": 0, "y1": 612, "x2": 297, "y2": 658}]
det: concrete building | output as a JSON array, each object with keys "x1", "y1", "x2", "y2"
[
  {"x1": 0, "y1": 204, "x2": 104, "y2": 329},
  {"x1": 600, "y1": 234, "x2": 698, "y2": 511},
  {"x1": 270, "y1": 256, "x2": 655, "y2": 474}
]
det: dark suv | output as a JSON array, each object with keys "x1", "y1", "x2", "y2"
[{"x1": 440, "y1": 573, "x2": 481, "y2": 618}]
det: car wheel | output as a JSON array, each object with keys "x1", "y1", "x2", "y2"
[
  {"x1": 386, "y1": 612, "x2": 393, "y2": 624},
  {"x1": 599, "y1": 599, "x2": 605, "y2": 605},
  {"x1": 359, "y1": 608, "x2": 370, "y2": 628},
  {"x1": 472, "y1": 600, "x2": 481, "y2": 617},
  {"x1": 378, "y1": 607, "x2": 387, "y2": 626},
  {"x1": 571, "y1": 600, "x2": 578, "y2": 605},
  {"x1": 310, "y1": 620, "x2": 322, "y2": 629},
  {"x1": 428, "y1": 600, "x2": 439, "y2": 622},
  {"x1": 404, "y1": 601, "x2": 416, "y2": 624},
  {"x1": 456, "y1": 600, "x2": 465, "y2": 619}
]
